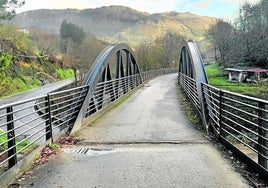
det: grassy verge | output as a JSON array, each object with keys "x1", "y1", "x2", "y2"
[
  {"x1": 56, "y1": 68, "x2": 74, "y2": 80},
  {"x1": 0, "y1": 129, "x2": 38, "y2": 154},
  {"x1": 177, "y1": 86, "x2": 202, "y2": 129},
  {"x1": 205, "y1": 63, "x2": 268, "y2": 99}
]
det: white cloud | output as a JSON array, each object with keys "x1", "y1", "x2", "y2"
[{"x1": 191, "y1": 0, "x2": 211, "y2": 9}]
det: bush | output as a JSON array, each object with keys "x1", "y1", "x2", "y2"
[{"x1": 56, "y1": 68, "x2": 74, "y2": 79}]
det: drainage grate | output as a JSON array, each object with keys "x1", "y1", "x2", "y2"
[
  {"x1": 76, "y1": 148, "x2": 90, "y2": 154},
  {"x1": 64, "y1": 147, "x2": 114, "y2": 156}
]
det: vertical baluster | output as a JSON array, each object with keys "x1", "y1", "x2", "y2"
[
  {"x1": 7, "y1": 106, "x2": 17, "y2": 169},
  {"x1": 258, "y1": 102, "x2": 267, "y2": 169}
]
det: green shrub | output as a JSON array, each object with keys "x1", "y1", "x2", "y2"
[
  {"x1": 56, "y1": 68, "x2": 74, "y2": 79},
  {"x1": 0, "y1": 129, "x2": 37, "y2": 153},
  {"x1": 0, "y1": 53, "x2": 12, "y2": 69}
]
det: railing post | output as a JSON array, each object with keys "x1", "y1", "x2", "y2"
[
  {"x1": 219, "y1": 90, "x2": 223, "y2": 138},
  {"x1": 201, "y1": 83, "x2": 209, "y2": 131},
  {"x1": 7, "y1": 106, "x2": 17, "y2": 169},
  {"x1": 258, "y1": 101, "x2": 267, "y2": 169},
  {"x1": 45, "y1": 95, "x2": 53, "y2": 142}
]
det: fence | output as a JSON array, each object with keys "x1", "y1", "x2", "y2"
[
  {"x1": 178, "y1": 73, "x2": 201, "y2": 115},
  {"x1": 179, "y1": 73, "x2": 268, "y2": 176},
  {"x1": 0, "y1": 67, "x2": 177, "y2": 180},
  {"x1": 0, "y1": 86, "x2": 88, "y2": 172}
]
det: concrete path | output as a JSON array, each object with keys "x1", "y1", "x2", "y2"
[{"x1": 19, "y1": 74, "x2": 249, "y2": 188}]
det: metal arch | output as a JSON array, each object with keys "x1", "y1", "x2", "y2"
[
  {"x1": 72, "y1": 43, "x2": 143, "y2": 133},
  {"x1": 178, "y1": 40, "x2": 209, "y2": 130},
  {"x1": 179, "y1": 40, "x2": 208, "y2": 84},
  {"x1": 83, "y1": 43, "x2": 143, "y2": 88}
]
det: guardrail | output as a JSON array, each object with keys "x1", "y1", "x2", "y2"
[
  {"x1": 178, "y1": 73, "x2": 201, "y2": 115},
  {"x1": 179, "y1": 73, "x2": 268, "y2": 176},
  {"x1": 0, "y1": 67, "x2": 177, "y2": 184},
  {"x1": 0, "y1": 86, "x2": 88, "y2": 172},
  {"x1": 142, "y1": 68, "x2": 178, "y2": 81}
]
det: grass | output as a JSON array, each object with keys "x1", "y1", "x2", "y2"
[
  {"x1": 56, "y1": 68, "x2": 74, "y2": 80},
  {"x1": 177, "y1": 87, "x2": 202, "y2": 128},
  {"x1": 0, "y1": 129, "x2": 38, "y2": 154},
  {"x1": 205, "y1": 63, "x2": 268, "y2": 99}
]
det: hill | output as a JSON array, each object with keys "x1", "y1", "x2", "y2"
[{"x1": 10, "y1": 6, "x2": 217, "y2": 46}]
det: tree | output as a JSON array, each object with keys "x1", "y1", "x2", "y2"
[
  {"x1": 60, "y1": 20, "x2": 86, "y2": 46},
  {"x1": 0, "y1": 0, "x2": 25, "y2": 20},
  {"x1": 208, "y1": 20, "x2": 234, "y2": 66},
  {"x1": 136, "y1": 32, "x2": 184, "y2": 70},
  {"x1": 236, "y1": 0, "x2": 268, "y2": 68},
  {"x1": 208, "y1": 1, "x2": 268, "y2": 68},
  {"x1": 61, "y1": 33, "x2": 106, "y2": 82},
  {"x1": 155, "y1": 31, "x2": 184, "y2": 68}
]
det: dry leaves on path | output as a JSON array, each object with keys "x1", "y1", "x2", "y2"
[
  {"x1": 57, "y1": 136, "x2": 83, "y2": 145},
  {"x1": 35, "y1": 145, "x2": 58, "y2": 165}
]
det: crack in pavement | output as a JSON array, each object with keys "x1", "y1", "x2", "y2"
[{"x1": 78, "y1": 140, "x2": 209, "y2": 146}]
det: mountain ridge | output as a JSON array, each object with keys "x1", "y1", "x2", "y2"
[{"x1": 10, "y1": 6, "x2": 217, "y2": 45}]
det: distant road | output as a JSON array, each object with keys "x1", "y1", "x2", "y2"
[
  {"x1": 0, "y1": 78, "x2": 75, "y2": 144},
  {"x1": 0, "y1": 79, "x2": 74, "y2": 106}
]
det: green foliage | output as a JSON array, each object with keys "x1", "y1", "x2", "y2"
[
  {"x1": 136, "y1": 32, "x2": 184, "y2": 70},
  {"x1": 0, "y1": 129, "x2": 37, "y2": 153},
  {"x1": 56, "y1": 68, "x2": 74, "y2": 80},
  {"x1": 60, "y1": 20, "x2": 86, "y2": 45},
  {"x1": 0, "y1": 0, "x2": 25, "y2": 20},
  {"x1": 49, "y1": 143, "x2": 58, "y2": 150},
  {"x1": 205, "y1": 63, "x2": 267, "y2": 99},
  {"x1": 0, "y1": 53, "x2": 12, "y2": 69},
  {"x1": 208, "y1": 0, "x2": 268, "y2": 68},
  {"x1": 0, "y1": 129, "x2": 7, "y2": 152},
  {"x1": 205, "y1": 62, "x2": 225, "y2": 78},
  {"x1": 0, "y1": 25, "x2": 35, "y2": 55}
]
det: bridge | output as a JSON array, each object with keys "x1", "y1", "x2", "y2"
[{"x1": 0, "y1": 42, "x2": 267, "y2": 187}]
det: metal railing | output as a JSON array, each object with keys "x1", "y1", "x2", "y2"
[
  {"x1": 179, "y1": 73, "x2": 268, "y2": 176},
  {"x1": 0, "y1": 86, "x2": 88, "y2": 173},
  {"x1": 142, "y1": 68, "x2": 178, "y2": 81},
  {"x1": 178, "y1": 73, "x2": 201, "y2": 115},
  {"x1": 202, "y1": 82, "x2": 268, "y2": 173},
  {"x1": 84, "y1": 68, "x2": 178, "y2": 117},
  {"x1": 0, "y1": 67, "x2": 177, "y2": 180},
  {"x1": 85, "y1": 74, "x2": 141, "y2": 117}
]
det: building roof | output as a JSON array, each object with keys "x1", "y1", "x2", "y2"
[
  {"x1": 225, "y1": 67, "x2": 252, "y2": 72},
  {"x1": 247, "y1": 68, "x2": 268, "y2": 73},
  {"x1": 225, "y1": 67, "x2": 268, "y2": 73}
]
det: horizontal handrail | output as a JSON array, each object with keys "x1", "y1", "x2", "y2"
[
  {"x1": 0, "y1": 67, "x2": 176, "y2": 181},
  {"x1": 179, "y1": 73, "x2": 268, "y2": 176}
]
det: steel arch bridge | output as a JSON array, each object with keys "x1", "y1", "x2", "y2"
[
  {"x1": 72, "y1": 43, "x2": 143, "y2": 132},
  {"x1": 178, "y1": 40, "x2": 208, "y2": 129}
]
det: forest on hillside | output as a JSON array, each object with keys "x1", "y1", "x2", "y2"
[
  {"x1": 208, "y1": 0, "x2": 268, "y2": 68},
  {"x1": 0, "y1": 17, "x2": 182, "y2": 98},
  {"x1": 1, "y1": 0, "x2": 267, "y2": 98},
  {"x1": 0, "y1": 1, "x2": 107, "y2": 97}
]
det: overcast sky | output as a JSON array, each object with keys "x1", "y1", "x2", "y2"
[{"x1": 16, "y1": 0, "x2": 261, "y2": 19}]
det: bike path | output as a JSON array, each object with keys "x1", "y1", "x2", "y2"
[{"x1": 18, "y1": 74, "x2": 249, "y2": 188}]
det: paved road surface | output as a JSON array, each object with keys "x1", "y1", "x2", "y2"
[
  {"x1": 18, "y1": 74, "x2": 249, "y2": 188},
  {"x1": 0, "y1": 79, "x2": 74, "y2": 106},
  {"x1": 0, "y1": 79, "x2": 74, "y2": 143}
]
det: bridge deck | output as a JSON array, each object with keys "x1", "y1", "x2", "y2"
[{"x1": 19, "y1": 74, "x2": 249, "y2": 187}]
